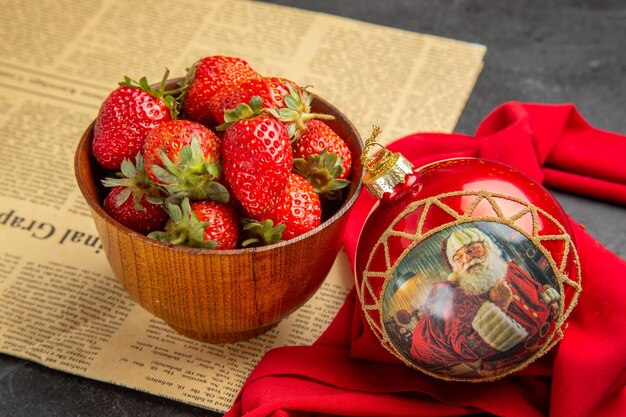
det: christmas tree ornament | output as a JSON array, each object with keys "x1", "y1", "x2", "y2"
[{"x1": 354, "y1": 127, "x2": 582, "y2": 382}]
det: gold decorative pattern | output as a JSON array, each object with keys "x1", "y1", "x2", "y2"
[{"x1": 358, "y1": 190, "x2": 582, "y2": 382}]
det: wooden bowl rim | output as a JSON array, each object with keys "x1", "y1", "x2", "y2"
[{"x1": 74, "y1": 95, "x2": 364, "y2": 255}]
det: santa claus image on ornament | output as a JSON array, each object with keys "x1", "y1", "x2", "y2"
[{"x1": 382, "y1": 222, "x2": 561, "y2": 378}]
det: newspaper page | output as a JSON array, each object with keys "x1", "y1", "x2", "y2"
[{"x1": 0, "y1": 0, "x2": 486, "y2": 412}]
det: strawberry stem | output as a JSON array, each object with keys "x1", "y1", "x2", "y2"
[
  {"x1": 302, "y1": 113, "x2": 335, "y2": 122},
  {"x1": 158, "y1": 68, "x2": 170, "y2": 95},
  {"x1": 268, "y1": 83, "x2": 336, "y2": 140}
]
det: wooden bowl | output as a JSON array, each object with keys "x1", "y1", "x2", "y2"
[{"x1": 74, "y1": 94, "x2": 364, "y2": 343}]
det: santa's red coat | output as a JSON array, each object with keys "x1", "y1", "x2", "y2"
[{"x1": 410, "y1": 262, "x2": 552, "y2": 372}]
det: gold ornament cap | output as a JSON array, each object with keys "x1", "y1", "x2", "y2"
[{"x1": 361, "y1": 126, "x2": 414, "y2": 199}]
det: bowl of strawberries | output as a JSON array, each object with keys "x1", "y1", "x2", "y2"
[{"x1": 74, "y1": 56, "x2": 363, "y2": 343}]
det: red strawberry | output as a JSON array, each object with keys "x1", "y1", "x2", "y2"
[
  {"x1": 241, "y1": 173, "x2": 321, "y2": 246},
  {"x1": 102, "y1": 154, "x2": 168, "y2": 234},
  {"x1": 182, "y1": 56, "x2": 260, "y2": 126},
  {"x1": 190, "y1": 200, "x2": 239, "y2": 249},
  {"x1": 221, "y1": 112, "x2": 292, "y2": 218},
  {"x1": 149, "y1": 199, "x2": 238, "y2": 249},
  {"x1": 292, "y1": 119, "x2": 352, "y2": 199},
  {"x1": 143, "y1": 120, "x2": 227, "y2": 202},
  {"x1": 93, "y1": 71, "x2": 179, "y2": 170},
  {"x1": 103, "y1": 187, "x2": 168, "y2": 235},
  {"x1": 209, "y1": 77, "x2": 296, "y2": 125},
  {"x1": 294, "y1": 120, "x2": 352, "y2": 179},
  {"x1": 264, "y1": 173, "x2": 321, "y2": 239}
]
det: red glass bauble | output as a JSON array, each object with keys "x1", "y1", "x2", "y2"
[{"x1": 355, "y1": 156, "x2": 581, "y2": 382}]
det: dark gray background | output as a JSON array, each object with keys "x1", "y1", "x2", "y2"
[{"x1": 1, "y1": 1, "x2": 624, "y2": 415}]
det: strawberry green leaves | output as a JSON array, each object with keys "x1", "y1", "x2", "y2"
[
  {"x1": 293, "y1": 149, "x2": 350, "y2": 199},
  {"x1": 240, "y1": 219, "x2": 285, "y2": 247},
  {"x1": 149, "y1": 136, "x2": 229, "y2": 203},
  {"x1": 216, "y1": 96, "x2": 264, "y2": 131},
  {"x1": 265, "y1": 83, "x2": 334, "y2": 140},
  {"x1": 101, "y1": 153, "x2": 166, "y2": 211},
  {"x1": 148, "y1": 198, "x2": 219, "y2": 249},
  {"x1": 101, "y1": 153, "x2": 169, "y2": 234}
]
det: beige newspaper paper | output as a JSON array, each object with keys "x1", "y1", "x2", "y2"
[{"x1": 0, "y1": 0, "x2": 485, "y2": 412}]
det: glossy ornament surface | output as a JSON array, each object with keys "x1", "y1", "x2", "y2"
[{"x1": 354, "y1": 131, "x2": 581, "y2": 382}]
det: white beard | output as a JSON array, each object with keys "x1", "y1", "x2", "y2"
[{"x1": 453, "y1": 250, "x2": 509, "y2": 295}]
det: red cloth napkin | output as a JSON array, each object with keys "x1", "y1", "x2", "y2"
[{"x1": 226, "y1": 102, "x2": 626, "y2": 417}]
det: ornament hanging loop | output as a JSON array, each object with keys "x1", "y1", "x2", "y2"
[
  {"x1": 361, "y1": 126, "x2": 398, "y2": 178},
  {"x1": 360, "y1": 125, "x2": 414, "y2": 199}
]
